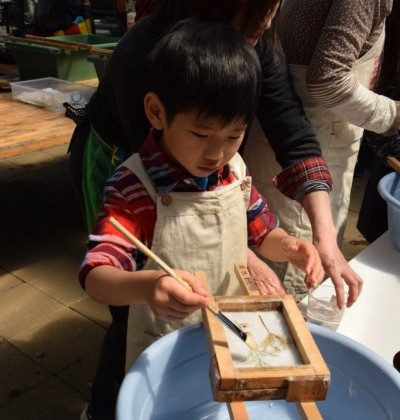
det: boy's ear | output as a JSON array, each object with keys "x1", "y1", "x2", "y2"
[{"x1": 144, "y1": 92, "x2": 166, "y2": 130}]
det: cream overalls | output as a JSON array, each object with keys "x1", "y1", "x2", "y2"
[
  {"x1": 122, "y1": 153, "x2": 251, "y2": 370},
  {"x1": 243, "y1": 28, "x2": 385, "y2": 298}
]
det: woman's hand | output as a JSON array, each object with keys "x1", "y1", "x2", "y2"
[
  {"x1": 302, "y1": 190, "x2": 363, "y2": 309},
  {"x1": 313, "y1": 237, "x2": 363, "y2": 309}
]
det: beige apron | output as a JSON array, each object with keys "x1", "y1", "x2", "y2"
[
  {"x1": 123, "y1": 153, "x2": 251, "y2": 370},
  {"x1": 243, "y1": 28, "x2": 385, "y2": 298}
]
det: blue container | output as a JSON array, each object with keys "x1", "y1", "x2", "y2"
[
  {"x1": 117, "y1": 323, "x2": 400, "y2": 419},
  {"x1": 378, "y1": 171, "x2": 400, "y2": 250}
]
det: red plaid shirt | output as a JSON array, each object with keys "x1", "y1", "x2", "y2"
[
  {"x1": 273, "y1": 157, "x2": 332, "y2": 202},
  {"x1": 79, "y1": 131, "x2": 279, "y2": 288}
]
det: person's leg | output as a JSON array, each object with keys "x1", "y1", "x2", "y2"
[
  {"x1": 68, "y1": 122, "x2": 91, "y2": 226},
  {"x1": 79, "y1": 134, "x2": 130, "y2": 419},
  {"x1": 357, "y1": 156, "x2": 390, "y2": 243},
  {"x1": 243, "y1": 117, "x2": 362, "y2": 299},
  {"x1": 87, "y1": 306, "x2": 129, "y2": 420},
  {"x1": 242, "y1": 118, "x2": 313, "y2": 300},
  {"x1": 325, "y1": 122, "x2": 363, "y2": 245}
]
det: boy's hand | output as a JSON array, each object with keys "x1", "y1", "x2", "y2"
[
  {"x1": 282, "y1": 236, "x2": 324, "y2": 289},
  {"x1": 148, "y1": 270, "x2": 209, "y2": 321},
  {"x1": 247, "y1": 248, "x2": 286, "y2": 295}
]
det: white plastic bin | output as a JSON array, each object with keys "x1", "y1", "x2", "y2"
[{"x1": 10, "y1": 77, "x2": 96, "y2": 112}]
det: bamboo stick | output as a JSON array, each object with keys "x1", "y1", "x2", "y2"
[{"x1": 387, "y1": 156, "x2": 400, "y2": 173}]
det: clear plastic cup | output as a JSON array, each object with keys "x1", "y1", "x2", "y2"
[{"x1": 306, "y1": 283, "x2": 347, "y2": 331}]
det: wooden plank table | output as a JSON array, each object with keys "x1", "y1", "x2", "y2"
[{"x1": 0, "y1": 77, "x2": 97, "y2": 159}]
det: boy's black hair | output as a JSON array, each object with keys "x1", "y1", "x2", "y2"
[{"x1": 149, "y1": 20, "x2": 262, "y2": 126}]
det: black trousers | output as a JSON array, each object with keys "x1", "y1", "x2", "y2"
[
  {"x1": 68, "y1": 123, "x2": 129, "y2": 420},
  {"x1": 87, "y1": 306, "x2": 129, "y2": 420},
  {"x1": 357, "y1": 155, "x2": 390, "y2": 243}
]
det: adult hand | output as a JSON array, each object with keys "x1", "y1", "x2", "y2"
[
  {"x1": 246, "y1": 248, "x2": 286, "y2": 295},
  {"x1": 301, "y1": 190, "x2": 363, "y2": 309},
  {"x1": 314, "y1": 238, "x2": 363, "y2": 309}
]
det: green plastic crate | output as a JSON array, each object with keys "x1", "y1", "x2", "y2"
[
  {"x1": 87, "y1": 54, "x2": 110, "y2": 80},
  {"x1": 4, "y1": 34, "x2": 119, "y2": 82}
]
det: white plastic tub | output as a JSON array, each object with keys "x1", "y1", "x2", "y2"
[{"x1": 10, "y1": 77, "x2": 96, "y2": 112}]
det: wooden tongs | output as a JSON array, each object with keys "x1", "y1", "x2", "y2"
[
  {"x1": 387, "y1": 156, "x2": 400, "y2": 173},
  {"x1": 3, "y1": 34, "x2": 114, "y2": 56}
]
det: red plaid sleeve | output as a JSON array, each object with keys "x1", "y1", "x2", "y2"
[
  {"x1": 247, "y1": 186, "x2": 279, "y2": 247},
  {"x1": 273, "y1": 156, "x2": 332, "y2": 202}
]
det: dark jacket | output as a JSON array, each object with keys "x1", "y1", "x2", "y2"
[{"x1": 87, "y1": 16, "x2": 322, "y2": 168}]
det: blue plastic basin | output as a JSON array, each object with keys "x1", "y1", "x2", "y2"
[
  {"x1": 378, "y1": 171, "x2": 400, "y2": 250},
  {"x1": 117, "y1": 323, "x2": 400, "y2": 419}
]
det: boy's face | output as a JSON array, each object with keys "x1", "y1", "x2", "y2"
[{"x1": 159, "y1": 110, "x2": 247, "y2": 178}]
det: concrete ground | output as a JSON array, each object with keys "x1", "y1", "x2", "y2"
[{"x1": 0, "y1": 144, "x2": 369, "y2": 419}]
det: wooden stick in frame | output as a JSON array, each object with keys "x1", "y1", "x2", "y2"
[{"x1": 234, "y1": 263, "x2": 323, "y2": 420}]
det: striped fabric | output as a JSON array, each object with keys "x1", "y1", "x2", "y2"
[
  {"x1": 273, "y1": 156, "x2": 332, "y2": 202},
  {"x1": 79, "y1": 130, "x2": 279, "y2": 288}
]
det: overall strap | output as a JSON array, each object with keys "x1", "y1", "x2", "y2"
[{"x1": 120, "y1": 153, "x2": 157, "y2": 203}]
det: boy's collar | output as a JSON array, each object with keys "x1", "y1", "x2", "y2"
[{"x1": 138, "y1": 129, "x2": 228, "y2": 192}]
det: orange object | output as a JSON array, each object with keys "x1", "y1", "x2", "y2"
[{"x1": 54, "y1": 18, "x2": 93, "y2": 36}]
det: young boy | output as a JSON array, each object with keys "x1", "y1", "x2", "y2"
[{"x1": 79, "y1": 21, "x2": 324, "y2": 370}]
